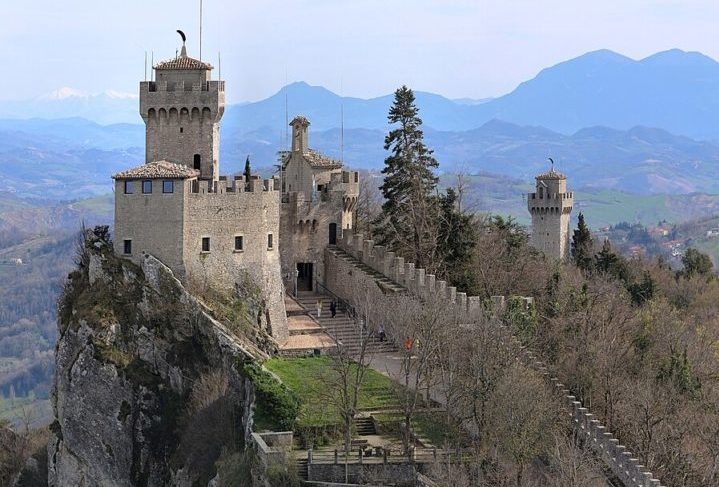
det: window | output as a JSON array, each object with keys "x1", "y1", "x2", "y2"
[
  {"x1": 142, "y1": 180, "x2": 152, "y2": 194},
  {"x1": 123, "y1": 239, "x2": 132, "y2": 254},
  {"x1": 234, "y1": 235, "x2": 244, "y2": 251},
  {"x1": 267, "y1": 233, "x2": 274, "y2": 249},
  {"x1": 202, "y1": 237, "x2": 210, "y2": 252},
  {"x1": 179, "y1": 127, "x2": 184, "y2": 133},
  {"x1": 193, "y1": 154, "x2": 201, "y2": 170},
  {"x1": 162, "y1": 180, "x2": 174, "y2": 193},
  {"x1": 124, "y1": 181, "x2": 133, "y2": 194}
]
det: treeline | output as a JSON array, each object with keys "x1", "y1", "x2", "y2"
[
  {"x1": 364, "y1": 87, "x2": 719, "y2": 485},
  {"x1": 0, "y1": 230, "x2": 78, "y2": 400}
]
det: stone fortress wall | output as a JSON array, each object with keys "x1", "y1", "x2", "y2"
[
  {"x1": 327, "y1": 227, "x2": 665, "y2": 487},
  {"x1": 280, "y1": 170, "x2": 358, "y2": 291},
  {"x1": 183, "y1": 176, "x2": 287, "y2": 342}
]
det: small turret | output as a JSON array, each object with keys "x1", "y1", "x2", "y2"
[{"x1": 290, "y1": 116, "x2": 310, "y2": 154}]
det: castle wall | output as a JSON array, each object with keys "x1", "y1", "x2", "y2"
[
  {"x1": 283, "y1": 155, "x2": 316, "y2": 197},
  {"x1": 182, "y1": 178, "x2": 287, "y2": 342},
  {"x1": 280, "y1": 170, "x2": 358, "y2": 292},
  {"x1": 113, "y1": 178, "x2": 187, "y2": 277}
]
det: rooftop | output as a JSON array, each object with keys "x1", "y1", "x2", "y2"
[
  {"x1": 112, "y1": 160, "x2": 200, "y2": 180},
  {"x1": 154, "y1": 55, "x2": 212, "y2": 71},
  {"x1": 535, "y1": 169, "x2": 567, "y2": 180},
  {"x1": 305, "y1": 150, "x2": 343, "y2": 169}
]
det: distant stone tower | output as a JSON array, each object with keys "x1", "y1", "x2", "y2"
[
  {"x1": 527, "y1": 168, "x2": 573, "y2": 260},
  {"x1": 139, "y1": 38, "x2": 224, "y2": 181}
]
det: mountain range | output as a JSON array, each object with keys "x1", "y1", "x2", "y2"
[
  {"x1": 3, "y1": 48, "x2": 719, "y2": 200},
  {"x1": 6, "y1": 49, "x2": 719, "y2": 139}
]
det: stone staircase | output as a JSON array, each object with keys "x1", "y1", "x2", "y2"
[
  {"x1": 326, "y1": 246, "x2": 406, "y2": 294},
  {"x1": 353, "y1": 415, "x2": 376, "y2": 436},
  {"x1": 296, "y1": 457, "x2": 308, "y2": 481},
  {"x1": 293, "y1": 291, "x2": 396, "y2": 357}
]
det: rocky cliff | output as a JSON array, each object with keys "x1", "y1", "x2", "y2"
[{"x1": 48, "y1": 227, "x2": 266, "y2": 486}]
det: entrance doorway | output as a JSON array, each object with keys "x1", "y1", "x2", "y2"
[
  {"x1": 328, "y1": 223, "x2": 337, "y2": 245},
  {"x1": 296, "y1": 262, "x2": 313, "y2": 292}
]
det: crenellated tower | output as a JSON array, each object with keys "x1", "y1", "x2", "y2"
[
  {"x1": 139, "y1": 39, "x2": 225, "y2": 181},
  {"x1": 527, "y1": 168, "x2": 573, "y2": 260}
]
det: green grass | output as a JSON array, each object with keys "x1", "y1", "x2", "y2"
[{"x1": 264, "y1": 357, "x2": 399, "y2": 427}]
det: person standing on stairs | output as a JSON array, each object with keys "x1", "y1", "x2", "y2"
[
  {"x1": 330, "y1": 300, "x2": 337, "y2": 318},
  {"x1": 316, "y1": 299, "x2": 322, "y2": 318}
]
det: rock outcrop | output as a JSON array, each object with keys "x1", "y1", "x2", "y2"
[{"x1": 48, "y1": 228, "x2": 263, "y2": 486}]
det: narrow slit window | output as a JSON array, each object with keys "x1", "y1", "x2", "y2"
[
  {"x1": 202, "y1": 237, "x2": 210, "y2": 252},
  {"x1": 267, "y1": 233, "x2": 273, "y2": 249},
  {"x1": 234, "y1": 235, "x2": 244, "y2": 251},
  {"x1": 123, "y1": 239, "x2": 132, "y2": 254}
]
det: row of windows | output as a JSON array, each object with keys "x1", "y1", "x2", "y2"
[
  {"x1": 122, "y1": 234, "x2": 273, "y2": 255},
  {"x1": 202, "y1": 234, "x2": 273, "y2": 252},
  {"x1": 124, "y1": 180, "x2": 174, "y2": 194}
]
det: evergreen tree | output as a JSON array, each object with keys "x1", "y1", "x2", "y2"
[
  {"x1": 571, "y1": 212, "x2": 594, "y2": 272},
  {"x1": 594, "y1": 239, "x2": 628, "y2": 282},
  {"x1": 681, "y1": 248, "x2": 713, "y2": 278},
  {"x1": 374, "y1": 86, "x2": 439, "y2": 270},
  {"x1": 437, "y1": 188, "x2": 477, "y2": 290},
  {"x1": 244, "y1": 155, "x2": 252, "y2": 182}
]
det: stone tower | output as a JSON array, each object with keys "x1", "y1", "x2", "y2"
[
  {"x1": 527, "y1": 168, "x2": 573, "y2": 260},
  {"x1": 139, "y1": 40, "x2": 224, "y2": 181}
]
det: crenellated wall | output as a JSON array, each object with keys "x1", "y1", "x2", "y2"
[
  {"x1": 336, "y1": 228, "x2": 485, "y2": 316},
  {"x1": 330, "y1": 228, "x2": 665, "y2": 486},
  {"x1": 520, "y1": 347, "x2": 666, "y2": 487}
]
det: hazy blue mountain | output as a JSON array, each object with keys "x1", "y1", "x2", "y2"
[
  {"x1": 471, "y1": 49, "x2": 719, "y2": 139},
  {"x1": 8, "y1": 48, "x2": 719, "y2": 139},
  {"x1": 0, "y1": 89, "x2": 140, "y2": 125}
]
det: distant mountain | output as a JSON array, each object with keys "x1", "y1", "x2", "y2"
[
  {"x1": 470, "y1": 49, "x2": 719, "y2": 139},
  {"x1": 0, "y1": 89, "x2": 140, "y2": 125},
  {"x1": 6, "y1": 48, "x2": 719, "y2": 138}
]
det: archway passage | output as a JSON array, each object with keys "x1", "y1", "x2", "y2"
[
  {"x1": 328, "y1": 223, "x2": 337, "y2": 245},
  {"x1": 297, "y1": 262, "x2": 313, "y2": 291}
]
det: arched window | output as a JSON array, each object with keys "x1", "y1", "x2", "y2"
[{"x1": 193, "y1": 154, "x2": 201, "y2": 170}]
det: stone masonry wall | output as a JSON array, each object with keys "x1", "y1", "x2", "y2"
[
  {"x1": 184, "y1": 177, "x2": 287, "y2": 343},
  {"x1": 113, "y1": 178, "x2": 187, "y2": 277}
]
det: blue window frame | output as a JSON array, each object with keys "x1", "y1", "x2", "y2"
[
  {"x1": 142, "y1": 180, "x2": 152, "y2": 194},
  {"x1": 163, "y1": 180, "x2": 174, "y2": 193}
]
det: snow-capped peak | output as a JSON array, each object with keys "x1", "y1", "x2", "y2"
[{"x1": 39, "y1": 87, "x2": 90, "y2": 100}]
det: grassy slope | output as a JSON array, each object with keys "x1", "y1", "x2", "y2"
[{"x1": 265, "y1": 357, "x2": 399, "y2": 427}]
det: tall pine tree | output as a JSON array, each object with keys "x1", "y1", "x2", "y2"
[
  {"x1": 571, "y1": 212, "x2": 594, "y2": 272},
  {"x1": 374, "y1": 86, "x2": 439, "y2": 270}
]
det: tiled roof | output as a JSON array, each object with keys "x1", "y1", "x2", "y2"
[
  {"x1": 113, "y1": 160, "x2": 200, "y2": 180},
  {"x1": 304, "y1": 149, "x2": 343, "y2": 169},
  {"x1": 154, "y1": 55, "x2": 212, "y2": 70},
  {"x1": 535, "y1": 169, "x2": 567, "y2": 180}
]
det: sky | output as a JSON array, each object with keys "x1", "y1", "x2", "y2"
[{"x1": 3, "y1": 1, "x2": 719, "y2": 104}]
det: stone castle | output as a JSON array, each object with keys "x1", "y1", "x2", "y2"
[
  {"x1": 112, "y1": 37, "x2": 571, "y2": 349},
  {"x1": 113, "y1": 40, "x2": 357, "y2": 344}
]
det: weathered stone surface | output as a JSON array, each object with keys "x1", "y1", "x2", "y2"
[{"x1": 49, "y1": 233, "x2": 258, "y2": 486}]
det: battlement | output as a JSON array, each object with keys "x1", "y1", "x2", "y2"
[
  {"x1": 519, "y1": 348, "x2": 666, "y2": 487},
  {"x1": 338, "y1": 228, "x2": 491, "y2": 316},
  {"x1": 190, "y1": 176, "x2": 279, "y2": 195},
  {"x1": 141, "y1": 80, "x2": 225, "y2": 94}
]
